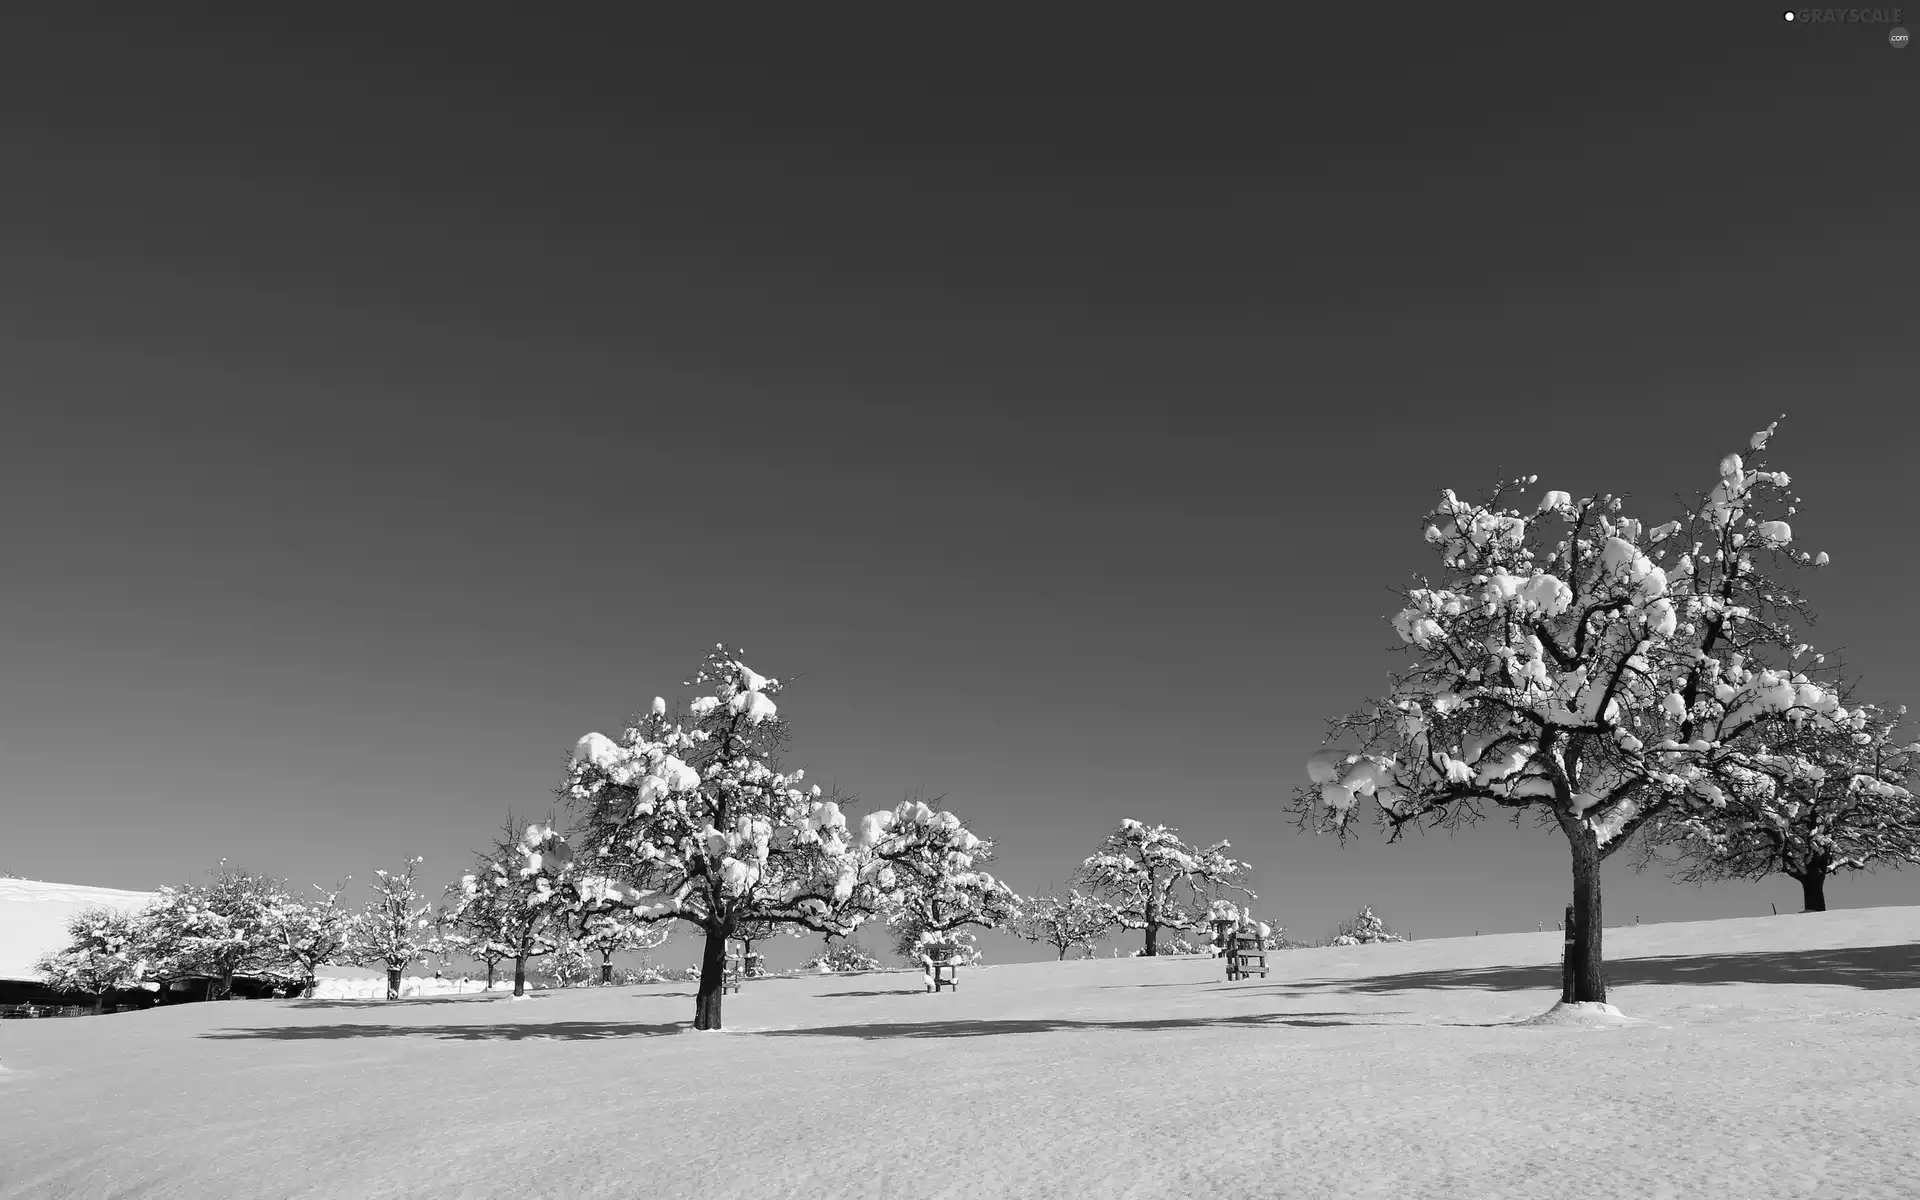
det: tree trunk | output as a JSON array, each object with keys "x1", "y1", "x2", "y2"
[
  {"x1": 485, "y1": 959, "x2": 497, "y2": 989},
  {"x1": 1142, "y1": 921, "x2": 1160, "y2": 957},
  {"x1": 1798, "y1": 870, "x2": 1828, "y2": 913},
  {"x1": 601, "y1": 956, "x2": 614, "y2": 985},
  {"x1": 1056, "y1": 945, "x2": 1068, "y2": 961},
  {"x1": 92, "y1": 992, "x2": 105, "y2": 1015},
  {"x1": 513, "y1": 957, "x2": 527, "y2": 997},
  {"x1": 216, "y1": 969, "x2": 234, "y2": 1002},
  {"x1": 301, "y1": 976, "x2": 317, "y2": 1000},
  {"x1": 386, "y1": 967, "x2": 401, "y2": 1000},
  {"x1": 693, "y1": 924, "x2": 728, "y2": 1030},
  {"x1": 1561, "y1": 819, "x2": 1607, "y2": 1004}
]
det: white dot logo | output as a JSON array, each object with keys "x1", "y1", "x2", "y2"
[
  {"x1": 1892, "y1": 26, "x2": 1910, "y2": 48},
  {"x1": 1783, "y1": 9, "x2": 1795, "y2": 19}
]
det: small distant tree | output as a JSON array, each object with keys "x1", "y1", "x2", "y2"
[
  {"x1": 729, "y1": 918, "x2": 791, "y2": 979},
  {"x1": 141, "y1": 863, "x2": 287, "y2": 1000},
  {"x1": 1329, "y1": 905, "x2": 1404, "y2": 946},
  {"x1": 1011, "y1": 890, "x2": 1118, "y2": 960},
  {"x1": 349, "y1": 857, "x2": 434, "y2": 1000},
  {"x1": 267, "y1": 882, "x2": 355, "y2": 999},
  {"x1": 576, "y1": 899, "x2": 672, "y2": 984},
  {"x1": 532, "y1": 937, "x2": 596, "y2": 989},
  {"x1": 34, "y1": 906, "x2": 146, "y2": 1013},
  {"x1": 1643, "y1": 701, "x2": 1920, "y2": 911},
  {"x1": 1076, "y1": 820, "x2": 1253, "y2": 957},
  {"x1": 448, "y1": 820, "x2": 575, "y2": 997}
]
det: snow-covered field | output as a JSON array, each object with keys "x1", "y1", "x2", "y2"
[{"x1": 3, "y1": 907, "x2": 1917, "y2": 1200}]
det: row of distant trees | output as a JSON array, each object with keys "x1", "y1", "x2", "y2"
[
  {"x1": 1298, "y1": 421, "x2": 1920, "y2": 1005},
  {"x1": 34, "y1": 646, "x2": 1285, "y2": 1027}
]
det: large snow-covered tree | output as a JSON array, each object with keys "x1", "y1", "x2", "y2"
[
  {"x1": 140, "y1": 864, "x2": 287, "y2": 1000},
  {"x1": 565, "y1": 645, "x2": 1007, "y2": 1029},
  {"x1": 266, "y1": 882, "x2": 356, "y2": 999},
  {"x1": 450, "y1": 821, "x2": 577, "y2": 997},
  {"x1": 1076, "y1": 820, "x2": 1253, "y2": 957},
  {"x1": 1641, "y1": 700, "x2": 1920, "y2": 912},
  {"x1": 34, "y1": 906, "x2": 146, "y2": 1012},
  {"x1": 1293, "y1": 421, "x2": 1849, "y2": 1004},
  {"x1": 1011, "y1": 889, "x2": 1119, "y2": 960},
  {"x1": 349, "y1": 857, "x2": 435, "y2": 1000}
]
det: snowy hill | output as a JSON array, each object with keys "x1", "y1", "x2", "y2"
[
  {"x1": 1, "y1": 905, "x2": 1916, "y2": 1198},
  {"x1": 0, "y1": 877, "x2": 158, "y2": 981}
]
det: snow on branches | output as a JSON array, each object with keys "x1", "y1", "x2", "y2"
[
  {"x1": 33, "y1": 906, "x2": 146, "y2": 1012},
  {"x1": 564, "y1": 645, "x2": 1007, "y2": 1029},
  {"x1": 348, "y1": 857, "x2": 435, "y2": 1000},
  {"x1": 448, "y1": 821, "x2": 580, "y2": 996},
  {"x1": 1076, "y1": 820, "x2": 1253, "y2": 957},
  {"x1": 1304, "y1": 422, "x2": 1844, "y2": 846},
  {"x1": 1296, "y1": 421, "x2": 1842, "y2": 1003},
  {"x1": 862, "y1": 798, "x2": 1020, "y2": 971},
  {"x1": 1645, "y1": 700, "x2": 1920, "y2": 911},
  {"x1": 1011, "y1": 889, "x2": 1119, "y2": 960}
]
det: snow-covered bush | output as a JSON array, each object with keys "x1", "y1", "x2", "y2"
[
  {"x1": 1077, "y1": 821, "x2": 1253, "y2": 956},
  {"x1": 1329, "y1": 906, "x2": 1403, "y2": 946},
  {"x1": 1294, "y1": 421, "x2": 1843, "y2": 1003},
  {"x1": 802, "y1": 941, "x2": 882, "y2": 973}
]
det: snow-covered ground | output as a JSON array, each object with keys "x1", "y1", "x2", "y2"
[{"x1": 3, "y1": 906, "x2": 1917, "y2": 1199}]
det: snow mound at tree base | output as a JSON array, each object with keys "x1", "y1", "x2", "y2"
[{"x1": 1518, "y1": 1001, "x2": 1646, "y2": 1027}]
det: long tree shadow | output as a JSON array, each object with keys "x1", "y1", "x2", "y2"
[
  {"x1": 1274, "y1": 943, "x2": 1920, "y2": 996},
  {"x1": 283, "y1": 994, "x2": 558, "y2": 1009},
  {"x1": 818, "y1": 988, "x2": 927, "y2": 998},
  {"x1": 205, "y1": 1020, "x2": 688, "y2": 1041},
  {"x1": 755, "y1": 1012, "x2": 1410, "y2": 1040}
]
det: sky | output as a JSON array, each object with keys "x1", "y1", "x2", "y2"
[{"x1": 1, "y1": 10, "x2": 1914, "y2": 967}]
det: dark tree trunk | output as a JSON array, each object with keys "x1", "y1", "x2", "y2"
[
  {"x1": 1798, "y1": 870, "x2": 1828, "y2": 913},
  {"x1": 385, "y1": 967, "x2": 401, "y2": 1000},
  {"x1": 485, "y1": 959, "x2": 497, "y2": 989},
  {"x1": 92, "y1": 993, "x2": 105, "y2": 1015},
  {"x1": 1056, "y1": 945, "x2": 1068, "y2": 961},
  {"x1": 1142, "y1": 921, "x2": 1160, "y2": 957},
  {"x1": 693, "y1": 924, "x2": 729, "y2": 1030},
  {"x1": 301, "y1": 976, "x2": 317, "y2": 1000},
  {"x1": 216, "y1": 969, "x2": 234, "y2": 1002},
  {"x1": 601, "y1": 955, "x2": 614, "y2": 985},
  {"x1": 1561, "y1": 819, "x2": 1607, "y2": 1004},
  {"x1": 513, "y1": 957, "x2": 527, "y2": 997}
]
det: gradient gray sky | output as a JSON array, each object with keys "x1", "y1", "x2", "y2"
[{"x1": 2, "y1": 10, "x2": 1914, "y2": 964}]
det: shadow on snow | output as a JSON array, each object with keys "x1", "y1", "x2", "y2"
[{"x1": 1267, "y1": 943, "x2": 1920, "y2": 995}]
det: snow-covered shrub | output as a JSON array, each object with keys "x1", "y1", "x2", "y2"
[
  {"x1": 1329, "y1": 906, "x2": 1403, "y2": 946},
  {"x1": 802, "y1": 942, "x2": 882, "y2": 973}
]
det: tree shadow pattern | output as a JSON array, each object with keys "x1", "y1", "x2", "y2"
[
  {"x1": 199, "y1": 945, "x2": 1915, "y2": 1044},
  {"x1": 1268, "y1": 943, "x2": 1920, "y2": 996}
]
